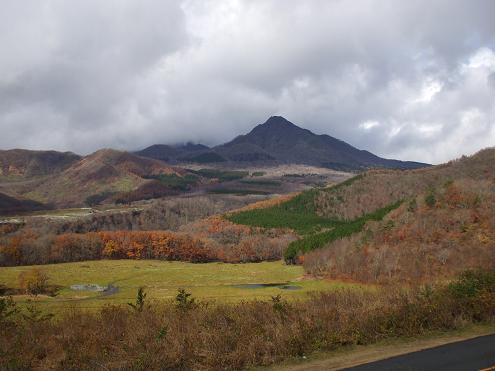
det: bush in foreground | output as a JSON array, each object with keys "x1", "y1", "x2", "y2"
[{"x1": 1, "y1": 270, "x2": 494, "y2": 370}]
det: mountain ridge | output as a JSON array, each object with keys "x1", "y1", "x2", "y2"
[
  {"x1": 135, "y1": 143, "x2": 210, "y2": 162},
  {"x1": 137, "y1": 116, "x2": 429, "y2": 170},
  {"x1": 0, "y1": 149, "x2": 81, "y2": 179},
  {"x1": 0, "y1": 149, "x2": 189, "y2": 209},
  {"x1": 0, "y1": 116, "x2": 431, "y2": 210}
]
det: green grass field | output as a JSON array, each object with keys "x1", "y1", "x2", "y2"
[{"x1": 0, "y1": 260, "x2": 365, "y2": 312}]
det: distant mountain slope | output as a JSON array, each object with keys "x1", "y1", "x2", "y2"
[
  {"x1": 0, "y1": 149, "x2": 80, "y2": 179},
  {"x1": 135, "y1": 143, "x2": 211, "y2": 162},
  {"x1": 214, "y1": 116, "x2": 428, "y2": 170},
  {"x1": 67, "y1": 149, "x2": 182, "y2": 179},
  {"x1": 137, "y1": 116, "x2": 428, "y2": 170},
  {"x1": 16, "y1": 149, "x2": 188, "y2": 207},
  {"x1": 0, "y1": 192, "x2": 48, "y2": 215}
]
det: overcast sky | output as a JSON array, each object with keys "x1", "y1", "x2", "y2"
[{"x1": 1, "y1": 0, "x2": 494, "y2": 164}]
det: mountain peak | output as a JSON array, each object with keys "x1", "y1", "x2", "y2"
[
  {"x1": 262, "y1": 116, "x2": 297, "y2": 128},
  {"x1": 265, "y1": 115, "x2": 290, "y2": 123},
  {"x1": 249, "y1": 116, "x2": 303, "y2": 137},
  {"x1": 136, "y1": 116, "x2": 429, "y2": 170}
]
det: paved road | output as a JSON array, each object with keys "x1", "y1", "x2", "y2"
[{"x1": 345, "y1": 334, "x2": 495, "y2": 371}]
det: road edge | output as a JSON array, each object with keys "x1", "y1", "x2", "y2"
[{"x1": 259, "y1": 323, "x2": 495, "y2": 371}]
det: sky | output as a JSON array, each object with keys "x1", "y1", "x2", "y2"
[{"x1": 1, "y1": 0, "x2": 494, "y2": 164}]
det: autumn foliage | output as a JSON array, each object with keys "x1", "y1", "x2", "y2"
[
  {"x1": 0, "y1": 230, "x2": 207, "y2": 265},
  {"x1": 0, "y1": 215, "x2": 294, "y2": 266},
  {"x1": 18, "y1": 269, "x2": 50, "y2": 295},
  {"x1": 225, "y1": 193, "x2": 298, "y2": 214},
  {"x1": 313, "y1": 148, "x2": 495, "y2": 220},
  {"x1": 304, "y1": 178, "x2": 495, "y2": 283}
]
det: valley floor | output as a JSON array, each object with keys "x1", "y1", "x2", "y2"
[{"x1": 0, "y1": 259, "x2": 365, "y2": 311}]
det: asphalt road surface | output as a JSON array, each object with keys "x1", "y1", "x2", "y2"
[{"x1": 345, "y1": 334, "x2": 495, "y2": 371}]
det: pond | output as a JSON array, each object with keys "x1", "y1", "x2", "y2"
[
  {"x1": 70, "y1": 284, "x2": 118, "y2": 295},
  {"x1": 70, "y1": 284, "x2": 107, "y2": 292}
]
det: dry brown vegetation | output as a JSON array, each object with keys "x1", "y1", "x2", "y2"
[
  {"x1": 224, "y1": 148, "x2": 495, "y2": 283},
  {"x1": 3, "y1": 149, "x2": 495, "y2": 284},
  {"x1": 0, "y1": 213, "x2": 294, "y2": 266},
  {"x1": 180, "y1": 216, "x2": 295, "y2": 262},
  {"x1": 18, "y1": 269, "x2": 50, "y2": 296},
  {"x1": 23, "y1": 195, "x2": 264, "y2": 234},
  {"x1": 224, "y1": 193, "x2": 298, "y2": 214},
  {"x1": 314, "y1": 148, "x2": 495, "y2": 219},
  {"x1": 0, "y1": 149, "x2": 190, "y2": 208},
  {"x1": 304, "y1": 155, "x2": 495, "y2": 283},
  {"x1": 0, "y1": 194, "x2": 301, "y2": 269},
  {"x1": 1, "y1": 270, "x2": 494, "y2": 370},
  {"x1": 0, "y1": 149, "x2": 80, "y2": 179}
]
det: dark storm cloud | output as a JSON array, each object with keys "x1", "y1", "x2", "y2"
[{"x1": 0, "y1": 0, "x2": 494, "y2": 163}]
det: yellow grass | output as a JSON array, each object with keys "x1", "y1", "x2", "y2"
[{"x1": 0, "y1": 260, "x2": 366, "y2": 312}]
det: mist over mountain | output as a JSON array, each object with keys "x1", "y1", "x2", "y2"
[
  {"x1": 1, "y1": 2, "x2": 494, "y2": 164},
  {"x1": 0, "y1": 115, "x2": 431, "y2": 211},
  {"x1": 138, "y1": 116, "x2": 429, "y2": 170}
]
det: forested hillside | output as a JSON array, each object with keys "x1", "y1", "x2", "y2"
[
  {"x1": 228, "y1": 148, "x2": 495, "y2": 281},
  {"x1": 313, "y1": 148, "x2": 495, "y2": 219},
  {"x1": 304, "y1": 177, "x2": 495, "y2": 282}
]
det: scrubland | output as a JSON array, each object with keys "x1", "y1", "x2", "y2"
[{"x1": 1, "y1": 270, "x2": 494, "y2": 370}]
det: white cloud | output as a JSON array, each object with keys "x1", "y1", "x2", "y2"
[
  {"x1": 464, "y1": 47, "x2": 495, "y2": 70},
  {"x1": 360, "y1": 120, "x2": 380, "y2": 130},
  {"x1": 413, "y1": 79, "x2": 443, "y2": 104},
  {"x1": 0, "y1": 0, "x2": 494, "y2": 165}
]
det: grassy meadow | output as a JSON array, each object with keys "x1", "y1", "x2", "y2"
[{"x1": 0, "y1": 260, "x2": 365, "y2": 312}]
